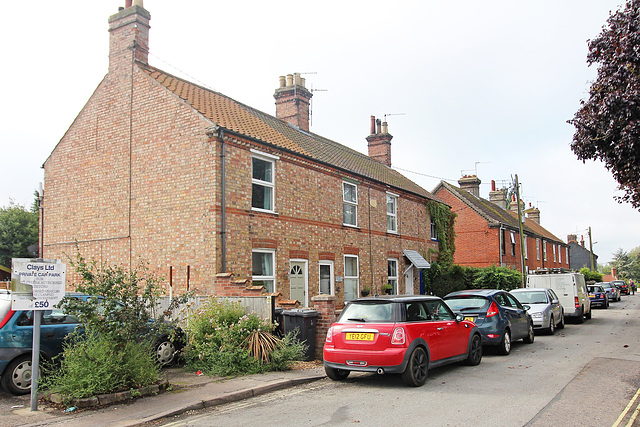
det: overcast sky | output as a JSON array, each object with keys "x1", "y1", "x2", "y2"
[{"x1": 1, "y1": 0, "x2": 638, "y2": 265}]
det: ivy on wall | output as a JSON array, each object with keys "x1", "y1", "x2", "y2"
[{"x1": 426, "y1": 200, "x2": 456, "y2": 266}]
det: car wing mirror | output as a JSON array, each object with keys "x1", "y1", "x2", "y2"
[
  {"x1": 551, "y1": 299, "x2": 559, "y2": 305},
  {"x1": 455, "y1": 314, "x2": 464, "y2": 323},
  {"x1": 522, "y1": 304, "x2": 531, "y2": 311}
]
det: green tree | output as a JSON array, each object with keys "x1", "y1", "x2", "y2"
[
  {"x1": 0, "y1": 200, "x2": 39, "y2": 267},
  {"x1": 568, "y1": 0, "x2": 640, "y2": 210}
]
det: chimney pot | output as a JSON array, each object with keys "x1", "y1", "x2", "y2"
[
  {"x1": 376, "y1": 119, "x2": 382, "y2": 134},
  {"x1": 491, "y1": 180, "x2": 496, "y2": 191},
  {"x1": 279, "y1": 76, "x2": 286, "y2": 88},
  {"x1": 382, "y1": 121, "x2": 388, "y2": 134},
  {"x1": 370, "y1": 116, "x2": 376, "y2": 135},
  {"x1": 125, "y1": 0, "x2": 132, "y2": 7},
  {"x1": 286, "y1": 74, "x2": 293, "y2": 87}
]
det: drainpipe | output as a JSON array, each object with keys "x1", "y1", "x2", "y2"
[{"x1": 219, "y1": 127, "x2": 227, "y2": 273}]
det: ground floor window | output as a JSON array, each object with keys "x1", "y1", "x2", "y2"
[
  {"x1": 319, "y1": 261, "x2": 334, "y2": 295},
  {"x1": 388, "y1": 259, "x2": 398, "y2": 294},
  {"x1": 252, "y1": 250, "x2": 275, "y2": 292},
  {"x1": 344, "y1": 255, "x2": 359, "y2": 301}
]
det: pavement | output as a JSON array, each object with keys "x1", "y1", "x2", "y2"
[{"x1": 2, "y1": 364, "x2": 327, "y2": 427}]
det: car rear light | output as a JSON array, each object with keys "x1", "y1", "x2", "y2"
[
  {"x1": 325, "y1": 327, "x2": 333, "y2": 343},
  {"x1": 391, "y1": 327, "x2": 406, "y2": 345},
  {"x1": 0, "y1": 310, "x2": 15, "y2": 329},
  {"x1": 486, "y1": 301, "x2": 499, "y2": 317},
  {"x1": 575, "y1": 296, "x2": 580, "y2": 308}
]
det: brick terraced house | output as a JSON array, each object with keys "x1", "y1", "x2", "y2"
[
  {"x1": 433, "y1": 176, "x2": 569, "y2": 273},
  {"x1": 41, "y1": 2, "x2": 442, "y2": 307}
]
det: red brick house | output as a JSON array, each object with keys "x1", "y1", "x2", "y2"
[
  {"x1": 432, "y1": 176, "x2": 569, "y2": 273},
  {"x1": 41, "y1": 2, "x2": 441, "y2": 307}
]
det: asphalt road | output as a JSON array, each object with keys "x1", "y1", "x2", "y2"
[{"x1": 158, "y1": 294, "x2": 640, "y2": 427}]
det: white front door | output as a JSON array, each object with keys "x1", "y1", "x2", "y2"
[
  {"x1": 404, "y1": 267, "x2": 414, "y2": 295},
  {"x1": 289, "y1": 260, "x2": 308, "y2": 306}
]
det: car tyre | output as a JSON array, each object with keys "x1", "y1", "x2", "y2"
[
  {"x1": 325, "y1": 366, "x2": 350, "y2": 381},
  {"x1": 576, "y1": 307, "x2": 584, "y2": 324},
  {"x1": 523, "y1": 322, "x2": 535, "y2": 344},
  {"x1": 465, "y1": 334, "x2": 482, "y2": 366},
  {"x1": 1, "y1": 354, "x2": 34, "y2": 395},
  {"x1": 498, "y1": 329, "x2": 511, "y2": 355},
  {"x1": 585, "y1": 308, "x2": 592, "y2": 320},
  {"x1": 605, "y1": 299, "x2": 609, "y2": 309},
  {"x1": 401, "y1": 347, "x2": 428, "y2": 387},
  {"x1": 558, "y1": 312, "x2": 565, "y2": 329},
  {"x1": 548, "y1": 315, "x2": 555, "y2": 335},
  {"x1": 154, "y1": 337, "x2": 177, "y2": 367}
]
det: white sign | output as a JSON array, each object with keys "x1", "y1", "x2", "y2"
[{"x1": 11, "y1": 258, "x2": 66, "y2": 310}]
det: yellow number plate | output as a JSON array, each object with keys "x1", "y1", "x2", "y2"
[
  {"x1": 464, "y1": 317, "x2": 475, "y2": 322},
  {"x1": 345, "y1": 332, "x2": 374, "y2": 341}
]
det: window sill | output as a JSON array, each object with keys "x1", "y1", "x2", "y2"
[
  {"x1": 342, "y1": 223, "x2": 359, "y2": 229},
  {"x1": 251, "y1": 208, "x2": 279, "y2": 215}
]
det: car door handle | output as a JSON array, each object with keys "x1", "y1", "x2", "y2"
[
  {"x1": 43, "y1": 332, "x2": 55, "y2": 339},
  {"x1": 437, "y1": 327, "x2": 444, "y2": 331}
]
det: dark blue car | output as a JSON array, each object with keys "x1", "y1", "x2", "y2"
[
  {"x1": 443, "y1": 289, "x2": 534, "y2": 355},
  {"x1": 0, "y1": 290, "x2": 181, "y2": 395}
]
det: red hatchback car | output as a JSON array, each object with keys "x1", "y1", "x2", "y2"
[{"x1": 323, "y1": 295, "x2": 483, "y2": 387}]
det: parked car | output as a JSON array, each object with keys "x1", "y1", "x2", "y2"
[
  {"x1": 0, "y1": 290, "x2": 181, "y2": 395},
  {"x1": 598, "y1": 282, "x2": 620, "y2": 302},
  {"x1": 443, "y1": 289, "x2": 534, "y2": 356},
  {"x1": 587, "y1": 284, "x2": 609, "y2": 309},
  {"x1": 526, "y1": 269, "x2": 592, "y2": 323},
  {"x1": 611, "y1": 280, "x2": 629, "y2": 295},
  {"x1": 323, "y1": 295, "x2": 483, "y2": 387},
  {"x1": 510, "y1": 288, "x2": 564, "y2": 335}
]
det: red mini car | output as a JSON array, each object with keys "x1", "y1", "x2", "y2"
[{"x1": 323, "y1": 295, "x2": 483, "y2": 387}]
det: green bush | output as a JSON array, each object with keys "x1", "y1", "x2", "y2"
[
  {"x1": 42, "y1": 332, "x2": 159, "y2": 402},
  {"x1": 580, "y1": 267, "x2": 603, "y2": 283},
  {"x1": 183, "y1": 299, "x2": 305, "y2": 376},
  {"x1": 472, "y1": 265, "x2": 522, "y2": 290}
]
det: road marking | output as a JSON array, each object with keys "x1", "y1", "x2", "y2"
[{"x1": 612, "y1": 386, "x2": 640, "y2": 427}]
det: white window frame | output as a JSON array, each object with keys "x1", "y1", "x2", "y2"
[
  {"x1": 388, "y1": 258, "x2": 398, "y2": 295},
  {"x1": 543, "y1": 240, "x2": 547, "y2": 261},
  {"x1": 565, "y1": 247, "x2": 569, "y2": 264},
  {"x1": 558, "y1": 245, "x2": 562, "y2": 263},
  {"x1": 510, "y1": 232, "x2": 516, "y2": 256},
  {"x1": 251, "y1": 151, "x2": 278, "y2": 213},
  {"x1": 342, "y1": 181, "x2": 358, "y2": 227},
  {"x1": 524, "y1": 235, "x2": 528, "y2": 259},
  {"x1": 252, "y1": 249, "x2": 276, "y2": 293},
  {"x1": 536, "y1": 238, "x2": 541, "y2": 261},
  {"x1": 344, "y1": 254, "x2": 359, "y2": 301},
  {"x1": 431, "y1": 218, "x2": 438, "y2": 241},
  {"x1": 319, "y1": 260, "x2": 334, "y2": 295},
  {"x1": 386, "y1": 193, "x2": 398, "y2": 233},
  {"x1": 553, "y1": 244, "x2": 557, "y2": 262}
]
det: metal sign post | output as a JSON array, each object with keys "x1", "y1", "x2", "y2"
[{"x1": 10, "y1": 258, "x2": 66, "y2": 412}]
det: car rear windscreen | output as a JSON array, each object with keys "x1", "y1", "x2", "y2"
[
  {"x1": 339, "y1": 302, "x2": 393, "y2": 322},
  {"x1": 512, "y1": 291, "x2": 548, "y2": 304},
  {"x1": 444, "y1": 296, "x2": 489, "y2": 312}
]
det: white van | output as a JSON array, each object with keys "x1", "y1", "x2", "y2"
[{"x1": 526, "y1": 269, "x2": 591, "y2": 323}]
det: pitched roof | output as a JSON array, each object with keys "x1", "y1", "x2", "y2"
[
  {"x1": 140, "y1": 64, "x2": 438, "y2": 201},
  {"x1": 434, "y1": 180, "x2": 565, "y2": 245}
]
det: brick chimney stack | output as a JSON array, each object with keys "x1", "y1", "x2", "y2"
[
  {"x1": 274, "y1": 73, "x2": 313, "y2": 132},
  {"x1": 108, "y1": 0, "x2": 150, "y2": 73},
  {"x1": 489, "y1": 180, "x2": 507, "y2": 209},
  {"x1": 366, "y1": 116, "x2": 393, "y2": 166},
  {"x1": 458, "y1": 175, "x2": 481, "y2": 197},
  {"x1": 567, "y1": 234, "x2": 578, "y2": 244},
  {"x1": 524, "y1": 202, "x2": 540, "y2": 224}
]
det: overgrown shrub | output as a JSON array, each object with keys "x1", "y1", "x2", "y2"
[
  {"x1": 43, "y1": 251, "x2": 181, "y2": 399},
  {"x1": 42, "y1": 332, "x2": 159, "y2": 402},
  {"x1": 472, "y1": 264, "x2": 522, "y2": 290},
  {"x1": 580, "y1": 267, "x2": 603, "y2": 283},
  {"x1": 183, "y1": 299, "x2": 305, "y2": 376},
  {"x1": 422, "y1": 263, "x2": 522, "y2": 296}
]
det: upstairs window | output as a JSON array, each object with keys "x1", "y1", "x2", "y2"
[
  {"x1": 386, "y1": 193, "x2": 398, "y2": 233},
  {"x1": 343, "y1": 182, "x2": 358, "y2": 226},
  {"x1": 252, "y1": 155, "x2": 275, "y2": 212},
  {"x1": 553, "y1": 244, "x2": 557, "y2": 262},
  {"x1": 543, "y1": 240, "x2": 547, "y2": 261},
  {"x1": 510, "y1": 232, "x2": 516, "y2": 256},
  {"x1": 536, "y1": 238, "x2": 541, "y2": 261},
  {"x1": 430, "y1": 218, "x2": 438, "y2": 241},
  {"x1": 524, "y1": 235, "x2": 528, "y2": 259}
]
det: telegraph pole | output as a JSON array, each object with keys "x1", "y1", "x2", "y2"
[
  {"x1": 515, "y1": 175, "x2": 527, "y2": 287},
  {"x1": 588, "y1": 226, "x2": 595, "y2": 270}
]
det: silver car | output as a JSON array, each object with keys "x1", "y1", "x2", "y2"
[
  {"x1": 511, "y1": 288, "x2": 564, "y2": 335},
  {"x1": 597, "y1": 282, "x2": 620, "y2": 302}
]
